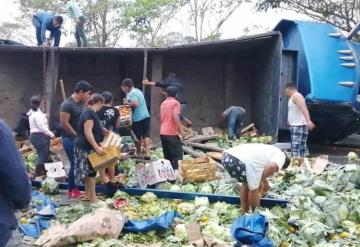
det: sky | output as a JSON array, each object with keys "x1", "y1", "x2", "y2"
[{"x1": 0, "y1": 0, "x2": 310, "y2": 47}]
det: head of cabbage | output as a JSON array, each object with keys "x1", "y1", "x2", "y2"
[{"x1": 41, "y1": 178, "x2": 59, "y2": 195}]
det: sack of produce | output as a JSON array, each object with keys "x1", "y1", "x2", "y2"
[{"x1": 35, "y1": 208, "x2": 126, "y2": 247}]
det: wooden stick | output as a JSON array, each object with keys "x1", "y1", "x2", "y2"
[
  {"x1": 186, "y1": 142, "x2": 224, "y2": 152},
  {"x1": 59, "y1": 79, "x2": 66, "y2": 101},
  {"x1": 241, "y1": 123, "x2": 255, "y2": 133}
]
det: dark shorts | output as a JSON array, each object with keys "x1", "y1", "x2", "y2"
[
  {"x1": 222, "y1": 153, "x2": 247, "y2": 183},
  {"x1": 160, "y1": 135, "x2": 183, "y2": 169},
  {"x1": 131, "y1": 117, "x2": 150, "y2": 141}
]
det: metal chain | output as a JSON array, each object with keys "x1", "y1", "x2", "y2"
[{"x1": 42, "y1": 45, "x2": 47, "y2": 113}]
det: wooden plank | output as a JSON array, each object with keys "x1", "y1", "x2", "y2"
[
  {"x1": 206, "y1": 152, "x2": 223, "y2": 161},
  {"x1": 241, "y1": 123, "x2": 255, "y2": 133},
  {"x1": 150, "y1": 55, "x2": 163, "y2": 143},
  {"x1": 186, "y1": 142, "x2": 224, "y2": 152},
  {"x1": 311, "y1": 155, "x2": 328, "y2": 174},
  {"x1": 182, "y1": 146, "x2": 205, "y2": 158},
  {"x1": 183, "y1": 134, "x2": 218, "y2": 144},
  {"x1": 201, "y1": 127, "x2": 215, "y2": 136}
]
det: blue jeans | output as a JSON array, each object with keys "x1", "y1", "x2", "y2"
[
  {"x1": 75, "y1": 16, "x2": 87, "y2": 47},
  {"x1": 62, "y1": 137, "x2": 76, "y2": 191},
  {"x1": 32, "y1": 17, "x2": 61, "y2": 47},
  {"x1": 227, "y1": 107, "x2": 245, "y2": 139},
  {"x1": 29, "y1": 133, "x2": 50, "y2": 164}
]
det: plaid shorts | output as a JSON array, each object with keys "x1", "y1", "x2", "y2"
[
  {"x1": 290, "y1": 125, "x2": 309, "y2": 157},
  {"x1": 222, "y1": 153, "x2": 247, "y2": 183}
]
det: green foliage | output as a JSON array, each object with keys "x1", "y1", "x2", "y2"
[
  {"x1": 256, "y1": 0, "x2": 360, "y2": 32},
  {"x1": 121, "y1": 0, "x2": 186, "y2": 47}
]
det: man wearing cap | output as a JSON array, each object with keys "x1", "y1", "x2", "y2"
[{"x1": 222, "y1": 144, "x2": 290, "y2": 212}]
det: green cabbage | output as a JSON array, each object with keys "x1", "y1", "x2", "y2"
[
  {"x1": 174, "y1": 224, "x2": 188, "y2": 242},
  {"x1": 181, "y1": 183, "x2": 197, "y2": 193},
  {"x1": 155, "y1": 182, "x2": 173, "y2": 190},
  {"x1": 299, "y1": 221, "x2": 328, "y2": 245},
  {"x1": 198, "y1": 182, "x2": 213, "y2": 194},
  {"x1": 169, "y1": 185, "x2": 181, "y2": 191},
  {"x1": 140, "y1": 192, "x2": 158, "y2": 203},
  {"x1": 202, "y1": 222, "x2": 232, "y2": 243},
  {"x1": 41, "y1": 178, "x2": 59, "y2": 195},
  {"x1": 347, "y1": 152, "x2": 358, "y2": 161}
]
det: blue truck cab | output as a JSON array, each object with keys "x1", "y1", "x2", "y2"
[{"x1": 275, "y1": 20, "x2": 360, "y2": 142}]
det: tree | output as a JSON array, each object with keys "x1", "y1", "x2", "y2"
[
  {"x1": 84, "y1": 0, "x2": 127, "y2": 47},
  {"x1": 256, "y1": 0, "x2": 360, "y2": 32},
  {"x1": 121, "y1": 0, "x2": 187, "y2": 47},
  {"x1": 182, "y1": 0, "x2": 245, "y2": 42},
  {"x1": 18, "y1": 0, "x2": 126, "y2": 47}
]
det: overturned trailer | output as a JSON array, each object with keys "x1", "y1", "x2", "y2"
[{"x1": 0, "y1": 32, "x2": 282, "y2": 141}]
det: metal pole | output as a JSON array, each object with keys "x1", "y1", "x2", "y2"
[{"x1": 142, "y1": 49, "x2": 148, "y2": 93}]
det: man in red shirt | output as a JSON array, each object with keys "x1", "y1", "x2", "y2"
[{"x1": 160, "y1": 86, "x2": 185, "y2": 169}]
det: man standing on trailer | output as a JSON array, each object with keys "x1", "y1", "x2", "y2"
[
  {"x1": 285, "y1": 83, "x2": 316, "y2": 157},
  {"x1": 220, "y1": 106, "x2": 246, "y2": 140},
  {"x1": 222, "y1": 144, "x2": 290, "y2": 212},
  {"x1": 160, "y1": 86, "x2": 185, "y2": 169},
  {"x1": 143, "y1": 73, "x2": 192, "y2": 127},
  {"x1": 32, "y1": 12, "x2": 63, "y2": 47},
  {"x1": 121, "y1": 78, "x2": 151, "y2": 158},
  {"x1": 60, "y1": 81, "x2": 92, "y2": 198},
  {"x1": 62, "y1": 0, "x2": 88, "y2": 47}
]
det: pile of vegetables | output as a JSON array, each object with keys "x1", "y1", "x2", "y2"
[
  {"x1": 155, "y1": 181, "x2": 238, "y2": 196},
  {"x1": 258, "y1": 163, "x2": 360, "y2": 246},
  {"x1": 216, "y1": 135, "x2": 273, "y2": 149},
  {"x1": 105, "y1": 191, "x2": 240, "y2": 246}
]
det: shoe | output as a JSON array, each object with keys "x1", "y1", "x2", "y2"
[{"x1": 67, "y1": 188, "x2": 83, "y2": 198}]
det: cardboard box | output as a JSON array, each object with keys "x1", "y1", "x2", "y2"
[
  {"x1": 136, "y1": 159, "x2": 176, "y2": 188},
  {"x1": 45, "y1": 162, "x2": 67, "y2": 179},
  {"x1": 88, "y1": 146, "x2": 121, "y2": 170}
]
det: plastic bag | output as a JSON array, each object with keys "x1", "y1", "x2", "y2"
[
  {"x1": 231, "y1": 214, "x2": 273, "y2": 247},
  {"x1": 123, "y1": 211, "x2": 180, "y2": 233}
]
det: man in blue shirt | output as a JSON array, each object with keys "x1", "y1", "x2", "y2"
[
  {"x1": 121, "y1": 78, "x2": 151, "y2": 158},
  {"x1": 32, "y1": 12, "x2": 63, "y2": 47},
  {"x1": 0, "y1": 119, "x2": 31, "y2": 247}
]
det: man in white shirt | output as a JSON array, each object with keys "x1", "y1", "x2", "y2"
[
  {"x1": 222, "y1": 144, "x2": 290, "y2": 212},
  {"x1": 285, "y1": 83, "x2": 315, "y2": 157},
  {"x1": 62, "y1": 0, "x2": 87, "y2": 47}
]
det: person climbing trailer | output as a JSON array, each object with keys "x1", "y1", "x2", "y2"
[{"x1": 32, "y1": 11, "x2": 63, "y2": 47}]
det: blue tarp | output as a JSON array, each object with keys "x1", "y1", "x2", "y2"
[
  {"x1": 231, "y1": 214, "x2": 274, "y2": 247},
  {"x1": 18, "y1": 191, "x2": 57, "y2": 238},
  {"x1": 123, "y1": 211, "x2": 181, "y2": 233}
]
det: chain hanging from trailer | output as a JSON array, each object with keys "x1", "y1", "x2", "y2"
[{"x1": 42, "y1": 45, "x2": 47, "y2": 113}]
